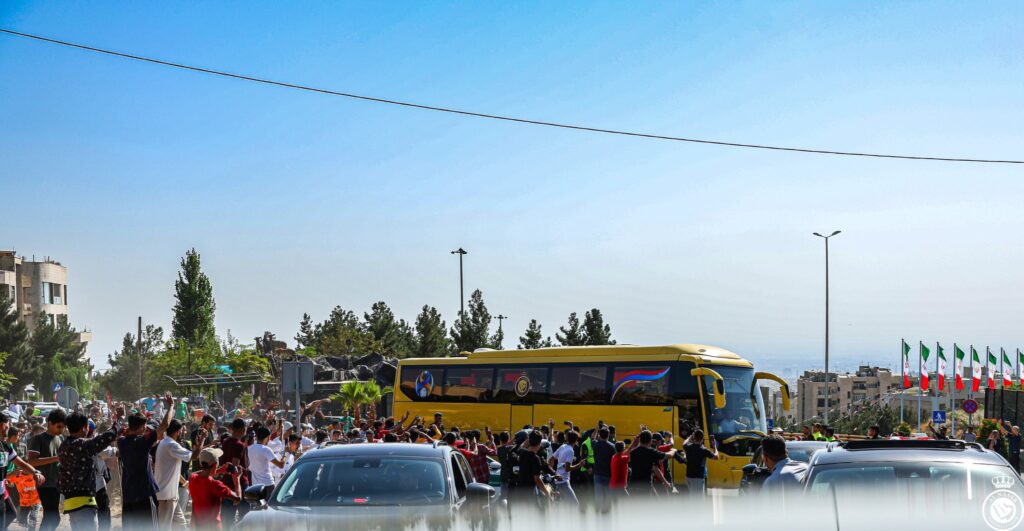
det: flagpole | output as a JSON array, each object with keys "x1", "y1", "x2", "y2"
[
  {"x1": 935, "y1": 342, "x2": 940, "y2": 415},
  {"x1": 952, "y1": 342, "x2": 957, "y2": 437},
  {"x1": 900, "y1": 339, "x2": 905, "y2": 425},
  {"x1": 921, "y1": 343, "x2": 929, "y2": 429},
  {"x1": 970, "y1": 344, "x2": 974, "y2": 427}
]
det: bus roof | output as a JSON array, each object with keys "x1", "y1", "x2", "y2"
[{"x1": 397, "y1": 343, "x2": 752, "y2": 367}]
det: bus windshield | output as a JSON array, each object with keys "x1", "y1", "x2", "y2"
[{"x1": 702, "y1": 366, "x2": 767, "y2": 446}]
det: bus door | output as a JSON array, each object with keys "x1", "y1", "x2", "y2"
[
  {"x1": 673, "y1": 398, "x2": 703, "y2": 483},
  {"x1": 510, "y1": 405, "x2": 533, "y2": 432}
]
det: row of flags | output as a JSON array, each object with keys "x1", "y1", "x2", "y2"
[{"x1": 901, "y1": 340, "x2": 1022, "y2": 393}]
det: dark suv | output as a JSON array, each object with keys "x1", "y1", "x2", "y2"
[
  {"x1": 802, "y1": 440, "x2": 1024, "y2": 530},
  {"x1": 237, "y1": 442, "x2": 494, "y2": 528}
]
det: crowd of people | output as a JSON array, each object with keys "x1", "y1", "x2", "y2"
[{"x1": 1, "y1": 393, "x2": 1015, "y2": 530}]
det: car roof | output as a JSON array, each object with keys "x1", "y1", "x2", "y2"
[
  {"x1": 301, "y1": 442, "x2": 450, "y2": 459},
  {"x1": 810, "y1": 439, "x2": 1007, "y2": 467}
]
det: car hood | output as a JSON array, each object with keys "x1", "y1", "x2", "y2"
[{"x1": 236, "y1": 504, "x2": 454, "y2": 530}]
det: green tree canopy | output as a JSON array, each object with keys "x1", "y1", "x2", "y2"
[
  {"x1": 294, "y1": 313, "x2": 315, "y2": 349},
  {"x1": 171, "y1": 248, "x2": 217, "y2": 347},
  {"x1": 449, "y1": 290, "x2": 492, "y2": 354},
  {"x1": 97, "y1": 324, "x2": 164, "y2": 400},
  {"x1": 413, "y1": 306, "x2": 449, "y2": 358},
  {"x1": 582, "y1": 308, "x2": 616, "y2": 345},
  {"x1": 0, "y1": 290, "x2": 31, "y2": 395},
  {"x1": 363, "y1": 302, "x2": 415, "y2": 358},
  {"x1": 556, "y1": 312, "x2": 585, "y2": 346},
  {"x1": 518, "y1": 319, "x2": 553, "y2": 350},
  {"x1": 31, "y1": 313, "x2": 92, "y2": 398}
]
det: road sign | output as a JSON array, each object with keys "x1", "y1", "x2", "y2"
[
  {"x1": 767, "y1": 418, "x2": 775, "y2": 430},
  {"x1": 932, "y1": 410, "x2": 947, "y2": 424},
  {"x1": 963, "y1": 399, "x2": 979, "y2": 414},
  {"x1": 282, "y1": 361, "x2": 314, "y2": 395}
]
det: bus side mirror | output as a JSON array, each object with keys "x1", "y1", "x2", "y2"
[
  {"x1": 754, "y1": 372, "x2": 791, "y2": 412},
  {"x1": 690, "y1": 368, "x2": 726, "y2": 409}
]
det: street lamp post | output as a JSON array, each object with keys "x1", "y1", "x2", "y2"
[
  {"x1": 450, "y1": 248, "x2": 467, "y2": 319},
  {"x1": 813, "y1": 230, "x2": 841, "y2": 424}
]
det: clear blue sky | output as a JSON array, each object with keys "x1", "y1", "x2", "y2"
[{"x1": 2, "y1": 2, "x2": 1022, "y2": 371}]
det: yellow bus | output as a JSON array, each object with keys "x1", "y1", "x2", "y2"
[{"x1": 392, "y1": 344, "x2": 790, "y2": 488}]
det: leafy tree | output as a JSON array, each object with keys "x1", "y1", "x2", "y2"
[
  {"x1": 0, "y1": 290, "x2": 32, "y2": 395},
  {"x1": 98, "y1": 325, "x2": 165, "y2": 400},
  {"x1": 518, "y1": 319, "x2": 553, "y2": 349},
  {"x1": 314, "y1": 306, "x2": 380, "y2": 357},
  {"x1": 489, "y1": 326, "x2": 505, "y2": 350},
  {"x1": 171, "y1": 248, "x2": 217, "y2": 348},
  {"x1": 556, "y1": 312, "x2": 585, "y2": 346},
  {"x1": 363, "y1": 302, "x2": 415, "y2": 358},
  {"x1": 294, "y1": 313, "x2": 315, "y2": 348},
  {"x1": 582, "y1": 308, "x2": 616, "y2": 345},
  {"x1": 31, "y1": 313, "x2": 91, "y2": 398},
  {"x1": 413, "y1": 306, "x2": 449, "y2": 358},
  {"x1": 449, "y1": 290, "x2": 492, "y2": 354}
]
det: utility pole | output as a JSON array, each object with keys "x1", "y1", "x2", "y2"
[
  {"x1": 496, "y1": 314, "x2": 508, "y2": 333},
  {"x1": 137, "y1": 316, "x2": 143, "y2": 398},
  {"x1": 450, "y1": 248, "x2": 467, "y2": 320},
  {"x1": 813, "y1": 230, "x2": 841, "y2": 424}
]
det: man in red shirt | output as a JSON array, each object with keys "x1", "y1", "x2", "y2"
[
  {"x1": 218, "y1": 419, "x2": 248, "y2": 525},
  {"x1": 188, "y1": 448, "x2": 241, "y2": 529},
  {"x1": 609, "y1": 438, "x2": 639, "y2": 494}
]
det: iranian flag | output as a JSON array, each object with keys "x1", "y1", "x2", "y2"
[
  {"x1": 1019, "y1": 349, "x2": 1024, "y2": 387},
  {"x1": 937, "y1": 345, "x2": 948, "y2": 391},
  {"x1": 972, "y1": 347, "x2": 982, "y2": 392},
  {"x1": 902, "y1": 340, "x2": 912, "y2": 388},
  {"x1": 1003, "y1": 348, "x2": 1013, "y2": 387},
  {"x1": 920, "y1": 343, "x2": 931, "y2": 391},
  {"x1": 988, "y1": 348, "x2": 998, "y2": 389},
  {"x1": 954, "y1": 345, "x2": 965, "y2": 391}
]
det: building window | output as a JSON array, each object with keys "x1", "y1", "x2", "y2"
[{"x1": 41, "y1": 282, "x2": 64, "y2": 305}]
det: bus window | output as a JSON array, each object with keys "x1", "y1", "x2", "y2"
[
  {"x1": 677, "y1": 398, "x2": 702, "y2": 439},
  {"x1": 549, "y1": 366, "x2": 607, "y2": 404},
  {"x1": 495, "y1": 367, "x2": 549, "y2": 402},
  {"x1": 610, "y1": 366, "x2": 671, "y2": 405},
  {"x1": 444, "y1": 367, "x2": 495, "y2": 402},
  {"x1": 399, "y1": 367, "x2": 444, "y2": 401}
]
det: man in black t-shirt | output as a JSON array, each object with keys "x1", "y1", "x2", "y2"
[
  {"x1": 682, "y1": 429, "x2": 718, "y2": 495},
  {"x1": 628, "y1": 430, "x2": 676, "y2": 496},
  {"x1": 513, "y1": 431, "x2": 554, "y2": 506},
  {"x1": 27, "y1": 409, "x2": 66, "y2": 531}
]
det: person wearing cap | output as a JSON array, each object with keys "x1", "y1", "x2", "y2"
[{"x1": 188, "y1": 448, "x2": 241, "y2": 529}]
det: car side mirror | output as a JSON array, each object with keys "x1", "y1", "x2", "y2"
[
  {"x1": 465, "y1": 482, "x2": 495, "y2": 502},
  {"x1": 244, "y1": 484, "x2": 273, "y2": 505}
]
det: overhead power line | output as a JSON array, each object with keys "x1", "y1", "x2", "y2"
[{"x1": 2, "y1": 28, "x2": 1021, "y2": 165}]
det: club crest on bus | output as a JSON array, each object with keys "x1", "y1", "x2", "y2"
[{"x1": 415, "y1": 370, "x2": 434, "y2": 398}]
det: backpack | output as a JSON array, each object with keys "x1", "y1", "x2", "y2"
[{"x1": 501, "y1": 446, "x2": 522, "y2": 488}]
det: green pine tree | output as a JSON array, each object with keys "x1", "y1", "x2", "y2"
[
  {"x1": 97, "y1": 325, "x2": 164, "y2": 400},
  {"x1": 0, "y1": 289, "x2": 32, "y2": 394},
  {"x1": 31, "y1": 313, "x2": 91, "y2": 397},
  {"x1": 449, "y1": 290, "x2": 492, "y2": 354},
  {"x1": 294, "y1": 313, "x2": 315, "y2": 349},
  {"x1": 518, "y1": 319, "x2": 553, "y2": 349},
  {"x1": 413, "y1": 305, "x2": 450, "y2": 358},
  {"x1": 171, "y1": 248, "x2": 217, "y2": 347},
  {"x1": 363, "y1": 302, "x2": 415, "y2": 358},
  {"x1": 556, "y1": 312, "x2": 585, "y2": 346},
  {"x1": 582, "y1": 308, "x2": 616, "y2": 345}
]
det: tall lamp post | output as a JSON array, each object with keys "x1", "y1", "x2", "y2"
[
  {"x1": 813, "y1": 230, "x2": 841, "y2": 424},
  {"x1": 450, "y1": 248, "x2": 467, "y2": 319}
]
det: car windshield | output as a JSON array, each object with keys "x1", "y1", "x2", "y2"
[
  {"x1": 807, "y1": 462, "x2": 1024, "y2": 501},
  {"x1": 273, "y1": 457, "x2": 447, "y2": 507},
  {"x1": 703, "y1": 366, "x2": 767, "y2": 444}
]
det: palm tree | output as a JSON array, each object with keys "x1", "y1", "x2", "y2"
[
  {"x1": 361, "y1": 381, "x2": 393, "y2": 411},
  {"x1": 331, "y1": 381, "x2": 368, "y2": 417}
]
